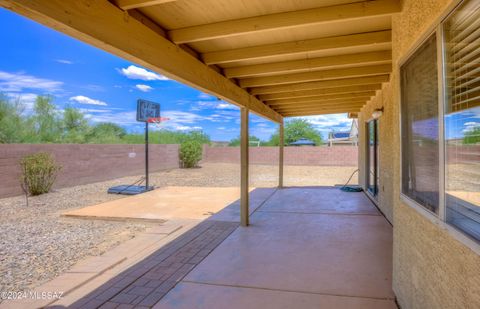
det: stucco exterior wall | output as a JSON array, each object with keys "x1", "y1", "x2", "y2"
[
  {"x1": 359, "y1": 81, "x2": 395, "y2": 223},
  {"x1": 358, "y1": 0, "x2": 480, "y2": 308}
]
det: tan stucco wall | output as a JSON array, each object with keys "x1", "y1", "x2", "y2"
[
  {"x1": 359, "y1": 81, "x2": 395, "y2": 223},
  {"x1": 358, "y1": 0, "x2": 480, "y2": 308}
]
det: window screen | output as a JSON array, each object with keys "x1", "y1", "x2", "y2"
[
  {"x1": 401, "y1": 34, "x2": 440, "y2": 214},
  {"x1": 444, "y1": 0, "x2": 480, "y2": 241}
]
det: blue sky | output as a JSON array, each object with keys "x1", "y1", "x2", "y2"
[{"x1": 0, "y1": 8, "x2": 356, "y2": 141}]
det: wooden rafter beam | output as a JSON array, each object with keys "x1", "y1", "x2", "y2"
[
  {"x1": 250, "y1": 75, "x2": 389, "y2": 95},
  {"x1": 202, "y1": 30, "x2": 392, "y2": 65},
  {"x1": 169, "y1": 0, "x2": 400, "y2": 44},
  {"x1": 0, "y1": 0, "x2": 281, "y2": 123},
  {"x1": 282, "y1": 108, "x2": 362, "y2": 117},
  {"x1": 258, "y1": 84, "x2": 381, "y2": 101},
  {"x1": 224, "y1": 51, "x2": 392, "y2": 78},
  {"x1": 279, "y1": 105, "x2": 363, "y2": 113},
  {"x1": 275, "y1": 106, "x2": 366, "y2": 115},
  {"x1": 267, "y1": 92, "x2": 375, "y2": 105},
  {"x1": 240, "y1": 64, "x2": 391, "y2": 88},
  {"x1": 114, "y1": 0, "x2": 177, "y2": 10},
  {"x1": 275, "y1": 107, "x2": 366, "y2": 115},
  {"x1": 270, "y1": 99, "x2": 367, "y2": 109},
  {"x1": 277, "y1": 102, "x2": 365, "y2": 114}
]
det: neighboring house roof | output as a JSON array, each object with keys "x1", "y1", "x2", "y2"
[
  {"x1": 332, "y1": 132, "x2": 350, "y2": 139},
  {"x1": 289, "y1": 138, "x2": 316, "y2": 146},
  {"x1": 328, "y1": 120, "x2": 359, "y2": 141}
]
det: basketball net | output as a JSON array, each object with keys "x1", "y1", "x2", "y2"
[{"x1": 147, "y1": 117, "x2": 170, "y2": 129}]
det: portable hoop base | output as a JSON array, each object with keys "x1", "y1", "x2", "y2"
[{"x1": 108, "y1": 185, "x2": 154, "y2": 195}]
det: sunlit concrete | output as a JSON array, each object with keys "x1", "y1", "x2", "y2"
[
  {"x1": 155, "y1": 187, "x2": 395, "y2": 309},
  {"x1": 63, "y1": 186, "x2": 274, "y2": 221},
  {"x1": 155, "y1": 282, "x2": 396, "y2": 309}
]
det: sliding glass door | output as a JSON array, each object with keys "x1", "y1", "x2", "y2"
[{"x1": 367, "y1": 120, "x2": 379, "y2": 198}]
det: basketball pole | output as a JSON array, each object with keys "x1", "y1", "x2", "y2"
[{"x1": 145, "y1": 121, "x2": 149, "y2": 190}]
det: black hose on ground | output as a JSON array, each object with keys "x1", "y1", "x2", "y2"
[{"x1": 340, "y1": 169, "x2": 362, "y2": 192}]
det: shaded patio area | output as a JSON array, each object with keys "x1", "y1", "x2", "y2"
[{"x1": 56, "y1": 187, "x2": 394, "y2": 309}]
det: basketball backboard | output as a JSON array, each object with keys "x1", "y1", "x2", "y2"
[{"x1": 136, "y1": 99, "x2": 160, "y2": 122}]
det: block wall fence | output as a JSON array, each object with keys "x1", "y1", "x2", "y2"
[
  {"x1": 202, "y1": 145, "x2": 358, "y2": 166},
  {"x1": 0, "y1": 144, "x2": 358, "y2": 198},
  {"x1": 0, "y1": 144, "x2": 179, "y2": 198}
]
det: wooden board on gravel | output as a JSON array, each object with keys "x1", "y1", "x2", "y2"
[{"x1": 62, "y1": 186, "x2": 255, "y2": 221}]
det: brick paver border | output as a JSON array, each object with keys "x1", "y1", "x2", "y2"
[{"x1": 67, "y1": 220, "x2": 238, "y2": 309}]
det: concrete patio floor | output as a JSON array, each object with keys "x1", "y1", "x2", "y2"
[
  {"x1": 153, "y1": 187, "x2": 396, "y2": 309},
  {"x1": 14, "y1": 186, "x2": 394, "y2": 309}
]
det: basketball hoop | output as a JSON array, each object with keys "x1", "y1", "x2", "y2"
[{"x1": 147, "y1": 117, "x2": 170, "y2": 128}]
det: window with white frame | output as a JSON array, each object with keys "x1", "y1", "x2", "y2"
[
  {"x1": 400, "y1": 34, "x2": 440, "y2": 214},
  {"x1": 401, "y1": 0, "x2": 480, "y2": 244},
  {"x1": 443, "y1": 0, "x2": 480, "y2": 241}
]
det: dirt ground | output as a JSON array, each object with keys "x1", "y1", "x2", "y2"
[
  {"x1": 0, "y1": 163, "x2": 358, "y2": 292},
  {"x1": 145, "y1": 163, "x2": 358, "y2": 188}
]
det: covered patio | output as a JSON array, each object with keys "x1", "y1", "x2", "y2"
[
  {"x1": 51, "y1": 187, "x2": 394, "y2": 309},
  {"x1": 0, "y1": 0, "x2": 396, "y2": 227},
  {"x1": 3, "y1": 0, "x2": 479, "y2": 308}
]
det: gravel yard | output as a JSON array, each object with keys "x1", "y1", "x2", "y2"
[{"x1": 0, "y1": 163, "x2": 357, "y2": 292}]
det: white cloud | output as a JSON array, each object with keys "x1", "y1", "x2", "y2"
[
  {"x1": 251, "y1": 126, "x2": 276, "y2": 138},
  {"x1": 162, "y1": 111, "x2": 204, "y2": 124},
  {"x1": 155, "y1": 110, "x2": 208, "y2": 131},
  {"x1": 173, "y1": 125, "x2": 203, "y2": 131},
  {"x1": 55, "y1": 59, "x2": 73, "y2": 64},
  {"x1": 193, "y1": 100, "x2": 238, "y2": 111},
  {"x1": 69, "y1": 95, "x2": 108, "y2": 106},
  {"x1": 0, "y1": 71, "x2": 63, "y2": 93},
  {"x1": 86, "y1": 110, "x2": 138, "y2": 126},
  {"x1": 135, "y1": 84, "x2": 153, "y2": 92},
  {"x1": 293, "y1": 113, "x2": 352, "y2": 133},
  {"x1": 216, "y1": 103, "x2": 237, "y2": 110},
  {"x1": 119, "y1": 65, "x2": 169, "y2": 81},
  {"x1": 86, "y1": 109, "x2": 206, "y2": 132},
  {"x1": 463, "y1": 121, "x2": 480, "y2": 133},
  {"x1": 5, "y1": 92, "x2": 38, "y2": 112},
  {"x1": 77, "y1": 108, "x2": 112, "y2": 113},
  {"x1": 251, "y1": 115, "x2": 268, "y2": 123},
  {"x1": 198, "y1": 93, "x2": 214, "y2": 100}
]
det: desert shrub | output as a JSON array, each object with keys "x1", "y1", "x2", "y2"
[
  {"x1": 179, "y1": 140, "x2": 202, "y2": 168},
  {"x1": 20, "y1": 152, "x2": 62, "y2": 196}
]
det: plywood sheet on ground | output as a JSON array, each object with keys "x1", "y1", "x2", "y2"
[{"x1": 63, "y1": 186, "x2": 270, "y2": 221}]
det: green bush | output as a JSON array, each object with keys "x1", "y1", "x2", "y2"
[
  {"x1": 20, "y1": 152, "x2": 62, "y2": 196},
  {"x1": 179, "y1": 141, "x2": 202, "y2": 168}
]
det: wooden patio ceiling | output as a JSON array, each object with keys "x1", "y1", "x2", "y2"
[
  {"x1": 1, "y1": 0, "x2": 398, "y2": 119},
  {"x1": 117, "y1": 0, "x2": 397, "y2": 117}
]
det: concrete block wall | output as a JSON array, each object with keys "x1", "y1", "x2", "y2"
[
  {"x1": 0, "y1": 144, "x2": 358, "y2": 198},
  {"x1": 203, "y1": 146, "x2": 358, "y2": 166},
  {"x1": 0, "y1": 144, "x2": 179, "y2": 198}
]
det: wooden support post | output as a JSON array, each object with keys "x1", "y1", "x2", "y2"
[
  {"x1": 240, "y1": 107, "x2": 249, "y2": 226},
  {"x1": 279, "y1": 121, "x2": 284, "y2": 188}
]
